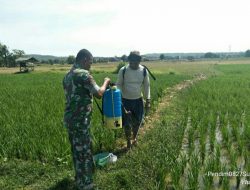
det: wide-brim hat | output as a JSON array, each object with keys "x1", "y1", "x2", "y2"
[{"x1": 128, "y1": 51, "x2": 141, "y2": 62}]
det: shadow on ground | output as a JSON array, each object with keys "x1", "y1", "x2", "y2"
[
  {"x1": 13, "y1": 70, "x2": 30, "y2": 74},
  {"x1": 48, "y1": 178, "x2": 76, "y2": 190}
]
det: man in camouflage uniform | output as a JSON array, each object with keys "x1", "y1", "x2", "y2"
[{"x1": 63, "y1": 49, "x2": 110, "y2": 190}]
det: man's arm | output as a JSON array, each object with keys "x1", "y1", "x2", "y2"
[
  {"x1": 93, "y1": 77, "x2": 110, "y2": 98},
  {"x1": 79, "y1": 72, "x2": 110, "y2": 98},
  {"x1": 143, "y1": 71, "x2": 151, "y2": 116},
  {"x1": 143, "y1": 70, "x2": 150, "y2": 100}
]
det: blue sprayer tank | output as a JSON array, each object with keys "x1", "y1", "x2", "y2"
[{"x1": 103, "y1": 86, "x2": 122, "y2": 129}]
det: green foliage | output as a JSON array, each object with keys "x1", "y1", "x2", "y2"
[
  {"x1": 0, "y1": 72, "x2": 188, "y2": 163},
  {"x1": 7, "y1": 62, "x2": 250, "y2": 189},
  {"x1": 66, "y1": 55, "x2": 75, "y2": 64},
  {"x1": 0, "y1": 42, "x2": 25, "y2": 67},
  {"x1": 173, "y1": 64, "x2": 250, "y2": 189},
  {"x1": 245, "y1": 49, "x2": 250, "y2": 57},
  {"x1": 0, "y1": 159, "x2": 74, "y2": 190},
  {"x1": 0, "y1": 70, "x2": 189, "y2": 189},
  {"x1": 120, "y1": 54, "x2": 127, "y2": 62},
  {"x1": 95, "y1": 116, "x2": 185, "y2": 189},
  {"x1": 159, "y1": 54, "x2": 165, "y2": 60},
  {"x1": 113, "y1": 62, "x2": 126, "y2": 74},
  {"x1": 204, "y1": 52, "x2": 220, "y2": 58}
]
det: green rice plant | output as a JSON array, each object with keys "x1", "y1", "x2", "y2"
[
  {"x1": 170, "y1": 162, "x2": 182, "y2": 189},
  {"x1": 229, "y1": 146, "x2": 238, "y2": 172},
  {"x1": 237, "y1": 137, "x2": 244, "y2": 156},
  {"x1": 240, "y1": 110, "x2": 246, "y2": 129},
  {"x1": 183, "y1": 151, "x2": 200, "y2": 190},
  {"x1": 245, "y1": 151, "x2": 250, "y2": 181},
  {"x1": 222, "y1": 174, "x2": 230, "y2": 189},
  {"x1": 236, "y1": 171, "x2": 241, "y2": 189},
  {"x1": 209, "y1": 124, "x2": 216, "y2": 153},
  {"x1": 177, "y1": 152, "x2": 188, "y2": 176},
  {"x1": 191, "y1": 151, "x2": 201, "y2": 178},
  {"x1": 214, "y1": 143, "x2": 221, "y2": 172},
  {"x1": 197, "y1": 120, "x2": 208, "y2": 142},
  {"x1": 188, "y1": 141, "x2": 194, "y2": 159},
  {"x1": 221, "y1": 124, "x2": 229, "y2": 147},
  {"x1": 219, "y1": 164, "x2": 230, "y2": 189},
  {"x1": 200, "y1": 134, "x2": 206, "y2": 164},
  {"x1": 187, "y1": 170, "x2": 199, "y2": 190},
  {"x1": 203, "y1": 155, "x2": 215, "y2": 189},
  {"x1": 0, "y1": 71, "x2": 189, "y2": 163},
  {"x1": 226, "y1": 120, "x2": 232, "y2": 139},
  {"x1": 231, "y1": 123, "x2": 239, "y2": 142},
  {"x1": 187, "y1": 127, "x2": 194, "y2": 145},
  {"x1": 208, "y1": 111, "x2": 216, "y2": 131},
  {"x1": 222, "y1": 112, "x2": 229, "y2": 127},
  {"x1": 216, "y1": 112, "x2": 221, "y2": 125},
  {"x1": 243, "y1": 125, "x2": 250, "y2": 151}
]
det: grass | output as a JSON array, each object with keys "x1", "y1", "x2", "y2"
[
  {"x1": 0, "y1": 158, "x2": 74, "y2": 190},
  {"x1": 1, "y1": 60, "x2": 250, "y2": 189},
  {"x1": 0, "y1": 61, "x2": 192, "y2": 189},
  {"x1": 94, "y1": 62, "x2": 250, "y2": 190},
  {"x1": 168, "y1": 63, "x2": 250, "y2": 189},
  {"x1": 94, "y1": 100, "x2": 186, "y2": 190},
  {"x1": 0, "y1": 68, "x2": 190, "y2": 162}
]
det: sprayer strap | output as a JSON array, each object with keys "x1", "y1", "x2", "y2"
[
  {"x1": 123, "y1": 65, "x2": 156, "y2": 81},
  {"x1": 94, "y1": 98, "x2": 103, "y2": 115},
  {"x1": 141, "y1": 65, "x2": 156, "y2": 81},
  {"x1": 93, "y1": 97, "x2": 104, "y2": 125},
  {"x1": 122, "y1": 65, "x2": 147, "y2": 80}
]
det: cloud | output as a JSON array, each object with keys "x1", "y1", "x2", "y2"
[{"x1": 1, "y1": 0, "x2": 250, "y2": 56}]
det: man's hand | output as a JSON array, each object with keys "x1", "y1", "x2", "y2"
[
  {"x1": 104, "y1": 77, "x2": 111, "y2": 84},
  {"x1": 103, "y1": 77, "x2": 111, "y2": 89},
  {"x1": 145, "y1": 99, "x2": 151, "y2": 116},
  {"x1": 94, "y1": 77, "x2": 111, "y2": 98}
]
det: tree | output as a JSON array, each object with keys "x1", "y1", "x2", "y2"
[
  {"x1": 160, "y1": 54, "x2": 165, "y2": 60},
  {"x1": 12, "y1": 49, "x2": 25, "y2": 58},
  {"x1": 48, "y1": 59, "x2": 54, "y2": 65},
  {"x1": 204, "y1": 52, "x2": 220, "y2": 59},
  {"x1": 0, "y1": 43, "x2": 10, "y2": 67},
  {"x1": 11, "y1": 49, "x2": 25, "y2": 67},
  {"x1": 187, "y1": 56, "x2": 195, "y2": 61},
  {"x1": 245, "y1": 50, "x2": 250, "y2": 57},
  {"x1": 67, "y1": 55, "x2": 75, "y2": 64},
  {"x1": 0, "y1": 43, "x2": 26, "y2": 67},
  {"x1": 114, "y1": 62, "x2": 125, "y2": 74},
  {"x1": 121, "y1": 55, "x2": 127, "y2": 62}
]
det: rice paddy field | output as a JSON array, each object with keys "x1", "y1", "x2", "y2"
[{"x1": 1, "y1": 59, "x2": 250, "y2": 189}]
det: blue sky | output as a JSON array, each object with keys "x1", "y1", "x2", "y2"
[{"x1": 1, "y1": 0, "x2": 250, "y2": 56}]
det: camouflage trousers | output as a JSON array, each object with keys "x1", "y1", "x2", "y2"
[{"x1": 67, "y1": 120, "x2": 94, "y2": 190}]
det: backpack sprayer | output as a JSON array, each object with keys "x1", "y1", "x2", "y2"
[
  {"x1": 94, "y1": 65, "x2": 156, "y2": 131},
  {"x1": 94, "y1": 83, "x2": 122, "y2": 129},
  {"x1": 103, "y1": 83, "x2": 122, "y2": 129}
]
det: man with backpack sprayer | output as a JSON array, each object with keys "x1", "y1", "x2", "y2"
[{"x1": 116, "y1": 51, "x2": 151, "y2": 149}]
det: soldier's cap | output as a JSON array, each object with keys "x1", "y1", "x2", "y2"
[{"x1": 128, "y1": 51, "x2": 141, "y2": 63}]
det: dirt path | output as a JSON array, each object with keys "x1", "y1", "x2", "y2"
[
  {"x1": 115, "y1": 74, "x2": 207, "y2": 153},
  {"x1": 140, "y1": 73, "x2": 207, "y2": 136}
]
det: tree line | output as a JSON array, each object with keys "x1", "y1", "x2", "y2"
[
  {"x1": 1, "y1": 41, "x2": 250, "y2": 67},
  {"x1": 0, "y1": 42, "x2": 25, "y2": 67},
  {"x1": 158, "y1": 50, "x2": 250, "y2": 61}
]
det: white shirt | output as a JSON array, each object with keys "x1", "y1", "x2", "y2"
[{"x1": 116, "y1": 65, "x2": 150, "y2": 100}]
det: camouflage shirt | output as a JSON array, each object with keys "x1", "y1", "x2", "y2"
[{"x1": 63, "y1": 65, "x2": 100, "y2": 127}]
